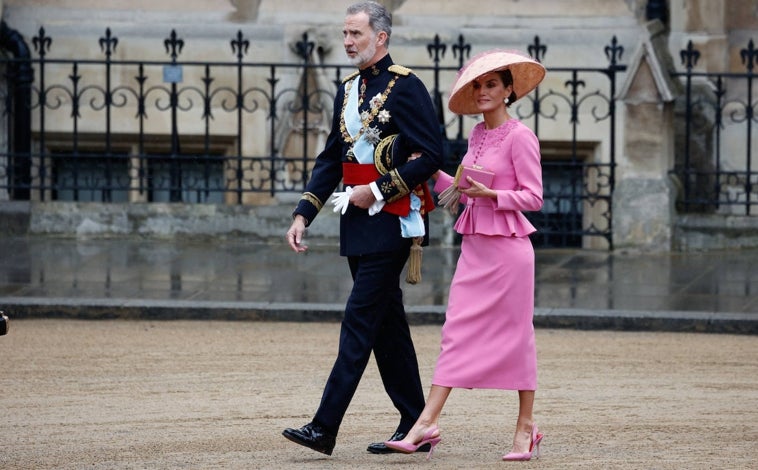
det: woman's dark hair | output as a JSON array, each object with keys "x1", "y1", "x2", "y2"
[{"x1": 497, "y1": 69, "x2": 518, "y2": 106}]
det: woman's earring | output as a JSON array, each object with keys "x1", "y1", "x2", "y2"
[{"x1": 504, "y1": 97, "x2": 510, "y2": 105}]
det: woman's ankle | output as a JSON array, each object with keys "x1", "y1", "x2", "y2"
[{"x1": 515, "y1": 416, "x2": 534, "y2": 431}]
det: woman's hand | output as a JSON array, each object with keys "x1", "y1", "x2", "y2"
[{"x1": 460, "y1": 177, "x2": 496, "y2": 199}]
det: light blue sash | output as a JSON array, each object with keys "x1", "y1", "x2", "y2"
[
  {"x1": 343, "y1": 75, "x2": 424, "y2": 238},
  {"x1": 344, "y1": 76, "x2": 374, "y2": 164}
]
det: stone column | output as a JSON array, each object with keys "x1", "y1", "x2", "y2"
[{"x1": 614, "y1": 20, "x2": 682, "y2": 251}]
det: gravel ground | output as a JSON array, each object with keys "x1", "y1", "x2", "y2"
[{"x1": 1, "y1": 319, "x2": 757, "y2": 469}]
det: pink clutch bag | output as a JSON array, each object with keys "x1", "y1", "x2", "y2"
[{"x1": 454, "y1": 164, "x2": 495, "y2": 189}]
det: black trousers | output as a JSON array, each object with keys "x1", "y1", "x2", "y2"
[{"x1": 313, "y1": 246, "x2": 425, "y2": 436}]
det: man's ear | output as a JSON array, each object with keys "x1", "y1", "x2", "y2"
[{"x1": 376, "y1": 31, "x2": 388, "y2": 47}]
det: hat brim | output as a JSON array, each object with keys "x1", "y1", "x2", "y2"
[{"x1": 448, "y1": 51, "x2": 546, "y2": 115}]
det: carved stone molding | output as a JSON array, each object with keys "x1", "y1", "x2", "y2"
[
  {"x1": 381, "y1": 0, "x2": 407, "y2": 13},
  {"x1": 228, "y1": 0, "x2": 262, "y2": 23}
]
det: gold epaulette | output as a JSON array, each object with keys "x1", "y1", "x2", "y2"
[
  {"x1": 341, "y1": 71, "x2": 360, "y2": 83},
  {"x1": 388, "y1": 64, "x2": 413, "y2": 76}
]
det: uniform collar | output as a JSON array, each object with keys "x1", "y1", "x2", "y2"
[{"x1": 359, "y1": 54, "x2": 393, "y2": 79}]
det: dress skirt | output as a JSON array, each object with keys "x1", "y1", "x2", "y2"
[{"x1": 431, "y1": 233, "x2": 537, "y2": 390}]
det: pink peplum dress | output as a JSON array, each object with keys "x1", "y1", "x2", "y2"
[{"x1": 432, "y1": 118, "x2": 543, "y2": 390}]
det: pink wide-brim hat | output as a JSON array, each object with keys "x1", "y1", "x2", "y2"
[{"x1": 448, "y1": 49, "x2": 546, "y2": 115}]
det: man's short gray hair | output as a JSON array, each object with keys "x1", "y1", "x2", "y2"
[{"x1": 346, "y1": 1, "x2": 392, "y2": 45}]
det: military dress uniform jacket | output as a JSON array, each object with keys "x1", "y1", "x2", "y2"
[{"x1": 294, "y1": 54, "x2": 443, "y2": 256}]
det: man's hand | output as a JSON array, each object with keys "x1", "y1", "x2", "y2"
[
  {"x1": 286, "y1": 214, "x2": 308, "y2": 253},
  {"x1": 348, "y1": 184, "x2": 376, "y2": 209}
]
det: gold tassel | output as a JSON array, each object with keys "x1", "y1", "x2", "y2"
[{"x1": 406, "y1": 236, "x2": 423, "y2": 284}]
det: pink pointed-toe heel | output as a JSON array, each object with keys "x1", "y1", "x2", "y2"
[
  {"x1": 502, "y1": 423, "x2": 543, "y2": 461},
  {"x1": 384, "y1": 426, "x2": 442, "y2": 460}
]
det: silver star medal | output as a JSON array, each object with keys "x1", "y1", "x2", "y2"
[
  {"x1": 360, "y1": 110, "x2": 370, "y2": 122},
  {"x1": 363, "y1": 125, "x2": 381, "y2": 145},
  {"x1": 377, "y1": 109, "x2": 391, "y2": 124},
  {"x1": 369, "y1": 93, "x2": 384, "y2": 109}
]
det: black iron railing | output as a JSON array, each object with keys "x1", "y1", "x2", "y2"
[
  {"x1": 672, "y1": 39, "x2": 757, "y2": 216},
  {"x1": 0, "y1": 26, "x2": 626, "y2": 247}
]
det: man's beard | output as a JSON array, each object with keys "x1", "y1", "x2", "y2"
[{"x1": 347, "y1": 41, "x2": 376, "y2": 68}]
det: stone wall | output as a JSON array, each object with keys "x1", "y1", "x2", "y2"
[
  {"x1": 0, "y1": 199, "x2": 462, "y2": 247},
  {"x1": 5, "y1": 200, "x2": 757, "y2": 252}
]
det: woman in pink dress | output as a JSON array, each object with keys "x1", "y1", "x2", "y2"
[{"x1": 385, "y1": 50, "x2": 546, "y2": 461}]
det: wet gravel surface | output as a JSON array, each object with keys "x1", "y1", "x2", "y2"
[{"x1": 2, "y1": 320, "x2": 757, "y2": 469}]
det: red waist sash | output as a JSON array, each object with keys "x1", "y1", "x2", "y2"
[{"x1": 342, "y1": 163, "x2": 435, "y2": 217}]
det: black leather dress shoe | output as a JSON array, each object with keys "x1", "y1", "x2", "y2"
[
  {"x1": 0, "y1": 312, "x2": 8, "y2": 336},
  {"x1": 282, "y1": 422, "x2": 336, "y2": 456},
  {"x1": 366, "y1": 431, "x2": 432, "y2": 454}
]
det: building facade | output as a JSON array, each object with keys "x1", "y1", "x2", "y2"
[{"x1": 0, "y1": 0, "x2": 755, "y2": 251}]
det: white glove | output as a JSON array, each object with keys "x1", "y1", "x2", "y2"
[{"x1": 330, "y1": 187, "x2": 353, "y2": 215}]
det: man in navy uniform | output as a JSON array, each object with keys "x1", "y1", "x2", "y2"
[{"x1": 283, "y1": 0, "x2": 443, "y2": 457}]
